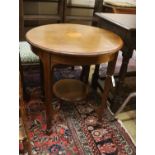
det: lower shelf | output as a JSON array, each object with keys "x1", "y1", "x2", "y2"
[{"x1": 53, "y1": 79, "x2": 88, "y2": 102}]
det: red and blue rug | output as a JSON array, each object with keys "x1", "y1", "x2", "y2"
[
  {"x1": 24, "y1": 88, "x2": 135, "y2": 155},
  {"x1": 21, "y1": 65, "x2": 136, "y2": 154}
]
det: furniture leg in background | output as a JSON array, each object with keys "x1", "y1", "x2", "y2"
[
  {"x1": 91, "y1": 13, "x2": 136, "y2": 112},
  {"x1": 111, "y1": 46, "x2": 135, "y2": 112},
  {"x1": 92, "y1": 64, "x2": 100, "y2": 90},
  {"x1": 19, "y1": 73, "x2": 32, "y2": 155},
  {"x1": 19, "y1": 54, "x2": 27, "y2": 100},
  {"x1": 80, "y1": 65, "x2": 90, "y2": 84}
]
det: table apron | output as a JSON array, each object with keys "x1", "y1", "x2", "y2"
[
  {"x1": 50, "y1": 53, "x2": 117, "y2": 65},
  {"x1": 31, "y1": 45, "x2": 118, "y2": 65}
]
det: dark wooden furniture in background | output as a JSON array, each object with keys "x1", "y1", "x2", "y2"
[
  {"x1": 64, "y1": 0, "x2": 103, "y2": 23},
  {"x1": 64, "y1": 0, "x2": 93, "y2": 22},
  {"x1": 19, "y1": 0, "x2": 66, "y2": 91},
  {"x1": 92, "y1": 13, "x2": 136, "y2": 112},
  {"x1": 20, "y1": 0, "x2": 136, "y2": 40},
  {"x1": 20, "y1": 0, "x2": 107, "y2": 40},
  {"x1": 20, "y1": 0, "x2": 66, "y2": 40},
  {"x1": 26, "y1": 24, "x2": 123, "y2": 133},
  {"x1": 19, "y1": 0, "x2": 24, "y2": 41},
  {"x1": 82, "y1": 0, "x2": 136, "y2": 82},
  {"x1": 23, "y1": 0, "x2": 65, "y2": 22}
]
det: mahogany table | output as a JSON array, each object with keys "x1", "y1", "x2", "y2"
[
  {"x1": 26, "y1": 24, "x2": 123, "y2": 133},
  {"x1": 92, "y1": 13, "x2": 136, "y2": 112}
]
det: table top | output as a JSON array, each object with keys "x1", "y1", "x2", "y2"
[
  {"x1": 103, "y1": 0, "x2": 136, "y2": 8},
  {"x1": 26, "y1": 24, "x2": 123, "y2": 57},
  {"x1": 95, "y1": 13, "x2": 136, "y2": 31}
]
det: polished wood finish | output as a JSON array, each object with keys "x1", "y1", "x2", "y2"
[
  {"x1": 113, "y1": 8, "x2": 136, "y2": 14},
  {"x1": 26, "y1": 24, "x2": 123, "y2": 56},
  {"x1": 93, "y1": 13, "x2": 136, "y2": 112},
  {"x1": 102, "y1": 2, "x2": 136, "y2": 14},
  {"x1": 53, "y1": 79, "x2": 88, "y2": 102},
  {"x1": 26, "y1": 24, "x2": 123, "y2": 132}
]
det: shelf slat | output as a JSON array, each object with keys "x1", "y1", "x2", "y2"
[
  {"x1": 24, "y1": 0, "x2": 59, "y2": 2},
  {"x1": 24, "y1": 15, "x2": 61, "y2": 20},
  {"x1": 67, "y1": 4, "x2": 94, "y2": 9},
  {"x1": 66, "y1": 15, "x2": 92, "y2": 21}
]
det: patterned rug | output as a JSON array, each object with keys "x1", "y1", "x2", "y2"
[
  {"x1": 21, "y1": 87, "x2": 135, "y2": 155},
  {"x1": 21, "y1": 65, "x2": 136, "y2": 155}
]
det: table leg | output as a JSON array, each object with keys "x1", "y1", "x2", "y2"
[
  {"x1": 42, "y1": 53, "x2": 55, "y2": 134},
  {"x1": 80, "y1": 65, "x2": 90, "y2": 84},
  {"x1": 40, "y1": 59, "x2": 44, "y2": 96},
  {"x1": 19, "y1": 55, "x2": 27, "y2": 100},
  {"x1": 118, "y1": 50, "x2": 134, "y2": 84},
  {"x1": 96, "y1": 53, "x2": 118, "y2": 121},
  {"x1": 111, "y1": 49, "x2": 134, "y2": 112},
  {"x1": 91, "y1": 64, "x2": 100, "y2": 90},
  {"x1": 20, "y1": 99, "x2": 32, "y2": 155}
]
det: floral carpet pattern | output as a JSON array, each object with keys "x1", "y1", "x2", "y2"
[
  {"x1": 24, "y1": 89, "x2": 136, "y2": 155},
  {"x1": 21, "y1": 65, "x2": 136, "y2": 155}
]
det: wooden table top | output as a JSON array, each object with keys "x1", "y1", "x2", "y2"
[
  {"x1": 103, "y1": 1, "x2": 136, "y2": 9},
  {"x1": 26, "y1": 24, "x2": 123, "y2": 57},
  {"x1": 95, "y1": 13, "x2": 136, "y2": 30}
]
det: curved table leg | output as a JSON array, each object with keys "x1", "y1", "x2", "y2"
[
  {"x1": 96, "y1": 53, "x2": 118, "y2": 121},
  {"x1": 41, "y1": 53, "x2": 55, "y2": 135}
]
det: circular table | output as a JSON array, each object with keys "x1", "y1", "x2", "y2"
[{"x1": 26, "y1": 24, "x2": 123, "y2": 133}]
